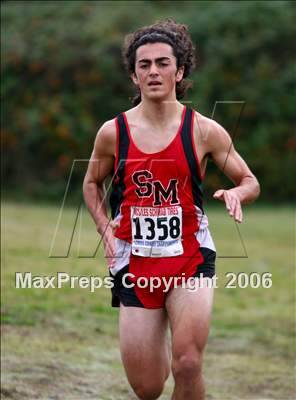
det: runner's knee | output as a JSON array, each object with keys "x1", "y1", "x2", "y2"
[
  {"x1": 172, "y1": 351, "x2": 202, "y2": 381},
  {"x1": 132, "y1": 381, "x2": 164, "y2": 400}
]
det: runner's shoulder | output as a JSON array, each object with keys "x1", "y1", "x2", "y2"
[
  {"x1": 94, "y1": 106, "x2": 137, "y2": 155},
  {"x1": 96, "y1": 118, "x2": 117, "y2": 142},
  {"x1": 193, "y1": 110, "x2": 231, "y2": 150},
  {"x1": 94, "y1": 118, "x2": 117, "y2": 156},
  {"x1": 193, "y1": 110, "x2": 222, "y2": 134},
  {"x1": 95, "y1": 105, "x2": 137, "y2": 142}
]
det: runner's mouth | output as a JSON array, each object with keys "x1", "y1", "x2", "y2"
[{"x1": 148, "y1": 82, "x2": 162, "y2": 86}]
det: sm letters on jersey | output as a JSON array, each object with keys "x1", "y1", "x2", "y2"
[{"x1": 132, "y1": 170, "x2": 179, "y2": 206}]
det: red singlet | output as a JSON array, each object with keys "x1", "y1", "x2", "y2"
[{"x1": 109, "y1": 106, "x2": 216, "y2": 308}]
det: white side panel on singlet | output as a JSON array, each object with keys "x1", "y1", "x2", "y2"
[
  {"x1": 110, "y1": 237, "x2": 131, "y2": 276},
  {"x1": 195, "y1": 206, "x2": 216, "y2": 251}
]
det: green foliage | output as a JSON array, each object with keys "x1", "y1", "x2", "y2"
[{"x1": 1, "y1": 1, "x2": 295, "y2": 201}]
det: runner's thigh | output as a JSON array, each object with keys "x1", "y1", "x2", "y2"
[
  {"x1": 119, "y1": 304, "x2": 170, "y2": 387},
  {"x1": 165, "y1": 278, "x2": 215, "y2": 354}
]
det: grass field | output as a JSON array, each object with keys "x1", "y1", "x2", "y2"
[{"x1": 1, "y1": 201, "x2": 295, "y2": 400}]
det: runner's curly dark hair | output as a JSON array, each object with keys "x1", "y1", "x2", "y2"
[{"x1": 122, "y1": 19, "x2": 196, "y2": 106}]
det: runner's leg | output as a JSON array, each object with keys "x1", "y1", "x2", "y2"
[
  {"x1": 165, "y1": 277, "x2": 215, "y2": 400},
  {"x1": 119, "y1": 304, "x2": 170, "y2": 400}
]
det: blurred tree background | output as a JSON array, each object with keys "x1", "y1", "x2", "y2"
[{"x1": 2, "y1": 1, "x2": 295, "y2": 203}]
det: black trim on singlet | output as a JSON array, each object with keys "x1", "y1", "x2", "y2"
[
  {"x1": 109, "y1": 114, "x2": 130, "y2": 219},
  {"x1": 180, "y1": 107, "x2": 204, "y2": 213}
]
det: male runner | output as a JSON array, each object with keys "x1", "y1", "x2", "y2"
[{"x1": 83, "y1": 19, "x2": 260, "y2": 400}]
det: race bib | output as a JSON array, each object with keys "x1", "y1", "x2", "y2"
[{"x1": 131, "y1": 206, "x2": 183, "y2": 257}]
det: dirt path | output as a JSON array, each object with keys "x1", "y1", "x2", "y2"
[{"x1": 2, "y1": 323, "x2": 295, "y2": 400}]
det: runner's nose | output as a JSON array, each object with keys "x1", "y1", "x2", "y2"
[{"x1": 149, "y1": 62, "x2": 159, "y2": 76}]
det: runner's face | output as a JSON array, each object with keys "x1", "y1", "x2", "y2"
[{"x1": 132, "y1": 42, "x2": 184, "y2": 102}]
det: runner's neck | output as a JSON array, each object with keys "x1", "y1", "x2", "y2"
[{"x1": 136, "y1": 99, "x2": 184, "y2": 130}]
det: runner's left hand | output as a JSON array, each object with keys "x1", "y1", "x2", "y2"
[{"x1": 213, "y1": 189, "x2": 243, "y2": 223}]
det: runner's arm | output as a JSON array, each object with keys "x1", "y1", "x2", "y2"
[
  {"x1": 207, "y1": 120, "x2": 260, "y2": 222},
  {"x1": 83, "y1": 120, "x2": 116, "y2": 234}
]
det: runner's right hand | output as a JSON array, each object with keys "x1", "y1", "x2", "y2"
[{"x1": 98, "y1": 220, "x2": 120, "y2": 268}]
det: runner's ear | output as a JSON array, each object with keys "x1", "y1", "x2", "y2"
[
  {"x1": 176, "y1": 66, "x2": 184, "y2": 83},
  {"x1": 131, "y1": 72, "x2": 139, "y2": 86}
]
